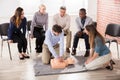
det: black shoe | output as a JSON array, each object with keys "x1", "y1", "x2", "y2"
[
  {"x1": 84, "y1": 51, "x2": 90, "y2": 57},
  {"x1": 36, "y1": 48, "x2": 42, "y2": 53},
  {"x1": 106, "y1": 60, "x2": 113, "y2": 70},
  {"x1": 19, "y1": 56, "x2": 24, "y2": 60},
  {"x1": 66, "y1": 48, "x2": 70, "y2": 53},
  {"x1": 36, "y1": 50, "x2": 42, "y2": 53},
  {"x1": 71, "y1": 49, "x2": 76, "y2": 55},
  {"x1": 110, "y1": 59, "x2": 115, "y2": 65},
  {"x1": 23, "y1": 55, "x2": 30, "y2": 58},
  {"x1": 22, "y1": 54, "x2": 30, "y2": 59}
]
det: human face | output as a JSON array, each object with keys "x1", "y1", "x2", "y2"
[
  {"x1": 21, "y1": 11, "x2": 24, "y2": 19},
  {"x1": 60, "y1": 9, "x2": 66, "y2": 17},
  {"x1": 40, "y1": 6, "x2": 46, "y2": 14},
  {"x1": 52, "y1": 30, "x2": 60, "y2": 36},
  {"x1": 79, "y1": 11, "x2": 86, "y2": 19}
]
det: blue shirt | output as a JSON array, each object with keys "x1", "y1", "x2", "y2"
[
  {"x1": 94, "y1": 36, "x2": 110, "y2": 56},
  {"x1": 44, "y1": 29, "x2": 64, "y2": 58},
  {"x1": 8, "y1": 17, "x2": 27, "y2": 40}
]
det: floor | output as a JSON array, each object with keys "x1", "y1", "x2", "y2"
[{"x1": 0, "y1": 37, "x2": 120, "y2": 80}]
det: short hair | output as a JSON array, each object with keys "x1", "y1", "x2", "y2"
[
  {"x1": 52, "y1": 24, "x2": 62, "y2": 33},
  {"x1": 60, "y1": 6, "x2": 66, "y2": 10},
  {"x1": 79, "y1": 8, "x2": 86, "y2": 13},
  {"x1": 39, "y1": 4, "x2": 46, "y2": 9}
]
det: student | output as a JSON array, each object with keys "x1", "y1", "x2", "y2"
[
  {"x1": 72, "y1": 8, "x2": 93, "y2": 56},
  {"x1": 31, "y1": 4, "x2": 48, "y2": 53},
  {"x1": 53, "y1": 6, "x2": 71, "y2": 53},
  {"x1": 84, "y1": 24, "x2": 113, "y2": 70},
  {"x1": 42, "y1": 24, "x2": 64, "y2": 64},
  {"x1": 8, "y1": 7, "x2": 29, "y2": 60}
]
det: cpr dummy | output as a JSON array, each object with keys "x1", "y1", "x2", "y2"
[{"x1": 51, "y1": 57, "x2": 75, "y2": 69}]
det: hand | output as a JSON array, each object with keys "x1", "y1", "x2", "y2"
[
  {"x1": 83, "y1": 29, "x2": 86, "y2": 33},
  {"x1": 63, "y1": 30, "x2": 67, "y2": 36},
  {"x1": 77, "y1": 31, "x2": 83, "y2": 37},
  {"x1": 8, "y1": 40, "x2": 13, "y2": 43},
  {"x1": 85, "y1": 59, "x2": 90, "y2": 64},
  {"x1": 55, "y1": 57, "x2": 64, "y2": 62},
  {"x1": 30, "y1": 35, "x2": 34, "y2": 39}
]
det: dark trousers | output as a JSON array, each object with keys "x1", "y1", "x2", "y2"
[
  {"x1": 12, "y1": 33, "x2": 27, "y2": 53},
  {"x1": 72, "y1": 32, "x2": 90, "y2": 50},
  {"x1": 33, "y1": 27, "x2": 45, "y2": 52}
]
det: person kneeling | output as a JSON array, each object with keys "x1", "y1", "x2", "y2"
[
  {"x1": 84, "y1": 24, "x2": 113, "y2": 70},
  {"x1": 42, "y1": 24, "x2": 64, "y2": 64}
]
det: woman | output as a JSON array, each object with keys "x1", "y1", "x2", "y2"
[
  {"x1": 84, "y1": 24, "x2": 113, "y2": 70},
  {"x1": 8, "y1": 7, "x2": 29, "y2": 60},
  {"x1": 31, "y1": 4, "x2": 48, "y2": 53}
]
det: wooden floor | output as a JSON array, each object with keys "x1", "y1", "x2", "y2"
[{"x1": 0, "y1": 37, "x2": 120, "y2": 80}]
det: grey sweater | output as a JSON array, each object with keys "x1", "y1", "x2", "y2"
[{"x1": 31, "y1": 11, "x2": 48, "y2": 37}]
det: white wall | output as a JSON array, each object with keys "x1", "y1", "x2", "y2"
[
  {"x1": 87, "y1": 0, "x2": 97, "y2": 21},
  {"x1": 0, "y1": 0, "x2": 97, "y2": 23},
  {"x1": 0, "y1": 0, "x2": 19, "y2": 23}
]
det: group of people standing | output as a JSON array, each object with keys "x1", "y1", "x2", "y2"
[{"x1": 7, "y1": 4, "x2": 113, "y2": 70}]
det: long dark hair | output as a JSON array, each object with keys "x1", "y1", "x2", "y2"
[
  {"x1": 85, "y1": 24, "x2": 105, "y2": 48},
  {"x1": 10, "y1": 7, "x2": 23, "y2": 27}
]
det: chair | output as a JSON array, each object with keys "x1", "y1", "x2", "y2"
[
  {"x1": 26, "y1": 20, "x2": 32, "y2": 53},
  {"x1": 105, "y1": 23, "x2": 120, "y2": 58},
  {"x1": 0, "y1": 23, "x2": 12, "y2": 60}
]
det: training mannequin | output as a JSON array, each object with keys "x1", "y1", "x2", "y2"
[{"x1": 51, "y1": 57, "x2": 75, "y2": 69}]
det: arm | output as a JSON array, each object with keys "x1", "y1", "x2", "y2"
[
  {"x1": 85, "y1": 37, "x2": 102, "y2": 64},
  {"x1": 88, "y1": 18, "x2": 93, "y2": 25},
  {"x1": 76, "y1": 18, "x2": 81, "y2": 32},
  {"x1": 85, "y1": 52, "x2": 98, "y2": 64},
  {"x1": 8, "y1": 22, "x2": 14, "y2": 40},
  {"x1": 89, "y1": 48, "x2": 94, "y2": 58},
  {"x1": 22, "y1": 17, "x2": 27, "y2": 36},
  {"x1": 45, "y1": 13, "x2": 48, "y2": 31},
  {"x1": 59, "y1": 32, "x2": 64, "y2": 57},
  {"x1": 31, "y1": 13, "x2": 37, "y2": 37},
  {"x1": 45, "y1": 31, "x2": 59, "y2": 58},
  {"x1": 63, "y1": 15, "x2": 70, "y2": 30}
]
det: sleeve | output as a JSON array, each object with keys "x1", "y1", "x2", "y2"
[
  {"x1": 88, "y1": 18, "x2": 93, "y2": 25},
  {"x1": 45, "y1": 13, "x2": 48, "y2": 31},
  {"x1": 45, "y1": 30, "x2": 58, "y2": 58},
  {"x1": 59, "y1": 32, "x2": 64, "y2": 57},
  {"x1": 75, "y1": 18, "x2": 81, "y2": 32},
  {"x1": 63, "y1": 15, "x2": 70, "y2": 30},
  {"x1": 31, "y1": 13, "x2": 37, "y2": 37},
  {"x1": 22, "y1": 17, "x2": 27, "y2": 36},
  {"x1": 8, "y1": 22, "x2": 14, "y2": 40}
]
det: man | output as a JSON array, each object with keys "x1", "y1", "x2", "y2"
[
  {"x1": 72, "y1": 8, "x2": 93, "y2": 57},
  {"x1": 53, "y1": 6, "x2": 71, "y2": 53},
  {"x1": 31, "y1": 4, "x2": 48, "y2": 53},
  {"x1": 42, "y1": 24, "x2": 64, "y2": 64}
]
